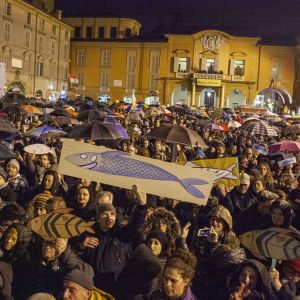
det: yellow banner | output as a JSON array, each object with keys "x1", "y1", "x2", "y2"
[
  {"x1": 58, "y1": 140, "x2": 214, "y2": 205},
  {"x1": 197, "y1": 79, "x2": 222, "y2": 87},
  {"x1": 185, "y1": 157, "x2": 240, "y2": 187}
]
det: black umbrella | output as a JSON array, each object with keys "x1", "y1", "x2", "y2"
[
  {"x1": 0, "y1": 143, "x2": 15, "y2": 160},
  {"x1": 77, "y1": 109, "x2": 107, "y2": 122},
  {"x1": 147, "y1": 124, "x2": 207, "y2": 148},
  {"x1": 0, "y1": 118, "x2": 19, "y2": 138},
  {"x1": 68, "y1": 121, "x2": 123, "y2": 140},
  {"x1": 50, "y1": 108, "x2": 73, "y2": 117},
  {"x1": 0, "y1": 93, "x2": 28, "y2": 107},
  {"x1": 1, "y1": 104, "x2": 26, "y2": 116}
]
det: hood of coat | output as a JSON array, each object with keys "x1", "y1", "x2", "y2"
[
  {"x1": 207, "y1": 205, "x2": 233, "y2": 230},
  {"x1": 142, "y1": 207, "x2": 181, "y2": 242}
]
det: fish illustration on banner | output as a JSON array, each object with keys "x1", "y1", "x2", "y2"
[
  {"x1": 58, "y1": 139, "x2": 214, "y2": 205},
  {"x1": 239, "y1": 227, "x2": 300, "y2": 260},
  {"x1": 185, "y1": 157, "x2": 239, "y2": 187},
  {"x1": 28, "y1": 208, "x2": 95, "y2": 239}
]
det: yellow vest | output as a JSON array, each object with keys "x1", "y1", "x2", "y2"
[{"x1": 89, "y1": 287, "x2": 115, "y2": 300}]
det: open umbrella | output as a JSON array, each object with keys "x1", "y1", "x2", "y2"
[
  {"x1": 0, "y1": 118, "x2": 19, "y2": 138},
  {"x1": 0, "y1": 143, "x2": 15, "y2": 160},
  {"x1": 204, "y1": 123, "x2": 225, "y2": 131},
  {"x1": 0, "y1": 93, "x2": 28, "y2": 107},
  {"x1": 228, "y1": 120, "x2": 242, "y2": 129},
  {"x1": 24, "y1": 126, "x2": 67, "y2": 137},
  {"x1": 268, "y1": 140, "x2": 300, "y2": 153},
  {"x1": 77, "y1": 109, "x2": 107, "y2": 122},
  {"x1": 53, "y1": 116, "x2": 81, "y2": 126},
  {"x1": 24, "y1": 144, "x2": 50, "y2": 155},
  {"x1": 50, "y1": 108, "x2": 73, "y2": 117},
  {"x1": 240, "y1": 120, "x2": 278, "y2": 136},
  {"x1": 147, "y1": 124, "x2": 207, "y2": 148},
  {"x1": 21, "y1": 105, "x2": 42, "y2": 115},
  {"x1": 1, "y1": 104, "x2": 26, "y2": 116},
  {"x1": 69, "y1": 121, "x2": 123, "y2": 140}
]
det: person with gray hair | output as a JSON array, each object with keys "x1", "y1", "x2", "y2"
[
  {"x1": 26, "y1": 293, "x2": 56, "y2": 300},
  {"x1": 95, "y1": 191, "x2": 113, "y2": 204}
]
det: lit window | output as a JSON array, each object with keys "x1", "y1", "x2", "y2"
[
  {"x1": 178, "y1": 57, "x2": 189, "y2": 73},
  {"x1": 234, "y1": 60, "x2": 245, "y2": 76},
  {"x1": 271, "y1": 59, "x2": 281, "y2": 81},
  {"x1": 206, "y1": 58, "x2": 215, "y2": 73}
]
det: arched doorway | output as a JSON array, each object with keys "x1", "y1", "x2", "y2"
[
  {"x1": 228, "y1": 89, "x2": 245, "y2": 108},
  {"x1": 7, "y1": 81, "x2": 25, "y2": 95},
  {"x1": 199, "y1": 88, "x2": 216, "y2": 108},
  {"x1": 257, "y1": 87, "x2": 292, "y2": 114},
  {"x1": 172, "y1": 85, "x2": 189, "y2": 105}
]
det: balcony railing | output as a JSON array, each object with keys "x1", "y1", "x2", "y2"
[{"x1": 193, "y1": 73, "x2": 225, "y2": 80}]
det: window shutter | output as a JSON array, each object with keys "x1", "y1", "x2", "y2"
[
  {"x1": 173, "y1": 57, "x2": 179, "y2": 72},
  {"x1": 200, "y1": 58, "x2": 207, "y2": 71},
  {"x1": 229, "y1": 59, "x2": 234, "y2": 75}
]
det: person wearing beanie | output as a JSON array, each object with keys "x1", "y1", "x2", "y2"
[
  {"x1": 79, "y1": 185, "x2": 147, "y2": 296},
  {"x1": 0, "y1": 168, "x2": 17, "y2": 205},
  {"x1": 146, "y1": 230, "x2": 169, "y2": 257},
  {"x1": 63, "y1": 263, "x2": 114, "y2": 300},
  {"x1": 6, "y1": 158, "x2": 31, "y2": 208}
]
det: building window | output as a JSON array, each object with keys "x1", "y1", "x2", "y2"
[
  {"x1": 50, "y1": 60, "x2": 56, "y2": 77},
  {"x1": 51, "y1": 39, "x2": 56, "y2": 56},
  {"x1": 100, "y1": 72, "x2": 109, "y2": 91},
  {"x1": 24, "y1": 30, "x2": 31, "y2": 48},
  {"x1": 74, "y1": 27, "x2": 81, "y2": 38},
  {"x1": 125, "y1": 28, "x2": 131, "y2": 37},
  {"x1": 3, "y1": 47, "x2": 11, "y2": 68},
  {"x1": 65, "y1": 31, "x2": 69, "y2": 41},
  {"x1": 77, "y1": 49, "x2": 86, "y2": 65},
  {"x1": 38, "y1": 35, "x2": 44, "y2": 52},
  {"x1": 37, "y1": 62, "x2": 44, "y2": 76},
  {"x1": 98, "y1": 27, "x2": 105, "y2": 38},
  {"x1": 27, "y1": 13, "x2": 31, "y2": 25},
  {"x1": 271, "y1": 58, "x2": 281, "y2": 81},
  {"x1": 234, "y1": 60, "x2": 245, "y2": 76},
  {"x1": 4, "y1": 22, "x2": 11, "y2": 42},
  {"x1": 110, "y1": 27, "x2": 117, "y2": 38},
  {"x1": 52, "y1": 25, "x2": 56, "y2": 35},
  {"x1": 78, "y1": 72, "x2": 84, "y2": 86},
  {"x1": 126, "y1": 51, "x2": 136, "y2": 90},
  {"x1": 86, "y1": 27, "x2": 93, "y2": 38},
  {"x1": 101, "y1": 49, "x2": 111, "y2": 67},
  {"x1": 39, "y1": 18, "x2": 45, "y2": 31},
  {"x1": 5, "y1": 2, "x2": 11, "y2": 16},
  {"x1": 206, "y1": 58, "x2": 215, "y2": 73},
  {"x1": 63, "y1": 44, "x2": 69, "y2": 60},
  {"x1": 173, "y1": 57, "x2": 189, "y2": 73},
  {"x1": 149, "y1": 51, "x2": 160, "y2": 91}
]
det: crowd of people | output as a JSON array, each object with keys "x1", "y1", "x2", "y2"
[{"x1": 0, "y1": 98, "x2": 299, "y2": 300}]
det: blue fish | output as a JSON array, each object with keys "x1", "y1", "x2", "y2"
[{"x1": 66, "y1": 151, "x2": 208, "y2": 198}]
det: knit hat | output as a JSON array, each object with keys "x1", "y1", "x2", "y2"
[
  {"x1": 282, "y1": 258, "x2": 300, "y2": 274},
  {"x1": 7, "y1": 159, "x2": 20, "y2": 172},
  {"x1": 96, "y1": 203, "x2": 116, "y2": 216},
  {"x1": 146, "y1": 230, "x2": 169, "y2": 252},
  {"x1": 240, "y1": 172, "x2": 250, "y2": 185},
  {"x1": 63, "y1": 263, "x2": 94, "y2": 291},
  {"x1": 0, "y1": 169, "x2": 8, "y2": 181}
]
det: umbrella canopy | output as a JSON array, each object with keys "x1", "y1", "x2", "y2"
[
  {"x1": 50, "y1": 108, "x2": 73, "y2": 117},
  {"x1": 240, "y1": 120, "x2": 278, "y2": 136},
  {"x1": 228, "y1": 120, "x2": 242, "y2": 129},
  {"x1": 204, "y1": 123, "x2": 225, "y2": 131},
  {"x1": 1, "y1": 104, "x2": 26, "y2": 116},
  {"x1": 53, "y1": 116, "x2": 81, "y2": 126},
  {"x1": 283, "y1": 124, "x2": 300, "y2": 135},
  {"x1": 68, "y1": 122, "x2": 124, "y2": 140},
  {"x1": 0, "y1": 93, "x2": 28, "y2": 107},
  {"x1": 21, "y1": 105, "x2": 42, "y2": 115},
  {"x1": 147, "y1": 124, "x2": 207, "y2": 148},
  {"x1": 104, "y1": 123, "x2": 129, "y2": 139},
  {"x1": 24, "y1": 143, "x2": 50, "y2": 155},
  {"x1": 77, "y1": 109, "x2": 107, "y2": 122},
  {"x1": 24, "y1": 126, "x2": 67, "y2": 137},
  {"x1": 0, "y1": 143, "x2": 15, "y2": 160},
  {"x1": 0, "y1": 118, "x2": 19, "y2": 137},
  {"x1": 268, "y1": 140, "x2": 300, "y2": 153},
  {"x1": 103, "y1": 115, "x2": 121, "y2": 125}
]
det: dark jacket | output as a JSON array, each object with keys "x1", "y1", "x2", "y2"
[
  {"x1": 0, "y1": 262, "x2": 13, "y2": 299},
  {"x1": 80, "y1": 204, "x2": 147, "y2": 296},
  {"x1": 0, "y1": 183, "x2": 17, "y2": 204}
]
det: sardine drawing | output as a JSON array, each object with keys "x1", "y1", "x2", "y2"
[
  {"x1": 239, "y1": 227, "x2": 300, "y2": 260},
  {"x1": 66, "y1": 151, "x2": 208, "y2": 198},
  {"x1": 28, "y1": 208, "x2": 95, "y2": 239},
  {"x1": 185, "y1": 162, "x2": 238, "y2": 181}
]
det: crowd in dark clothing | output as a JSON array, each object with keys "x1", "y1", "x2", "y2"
[{"x1": 0, "y1": 99, "x2": 300, "y2": 300}]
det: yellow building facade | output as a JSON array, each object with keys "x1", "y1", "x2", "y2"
[{"x1": 65, "y1": 16, "x2": 298, "y2": 110}]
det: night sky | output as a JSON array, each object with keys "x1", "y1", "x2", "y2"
[{"x1": 55, "y1": 0, "x2": 300, "y2": 39}]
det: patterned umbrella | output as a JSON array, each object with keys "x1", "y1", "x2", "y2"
[
  {"x1": 269, "y1": 140, "x2": 300, "y2": 153},
  {"x1": 24, "y1": 126, "x2": 67, "y2": 137},
  {"x1": 204, "y1": 123, "x2": 225, "y2": 131},
  {"x1": 240, "y1": 120, "x2": 278, "y2": 136}
]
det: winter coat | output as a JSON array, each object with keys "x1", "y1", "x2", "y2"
[
  {"x1": 0, "y1": 262, "x2": 13, "y2": 299},
  {"x1": 80, "y1": 204, "x2": 147, "y2": 296},
  {"x1": 227, "y1": 259, "x2": 279, "y2": 300},
  {"x1": 0, "y1": 183, "x2": 17, "y2": 204},
  {"x1": 89, "y1": 287, "x2": 115, "y2": 300},
  {"x1": 149, "y1": 287, "x2": 197, "y2": 300}
]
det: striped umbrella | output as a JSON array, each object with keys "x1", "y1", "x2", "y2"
[{"x1": 240, "y1": 120, "x2": 278, "y2": 136}]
